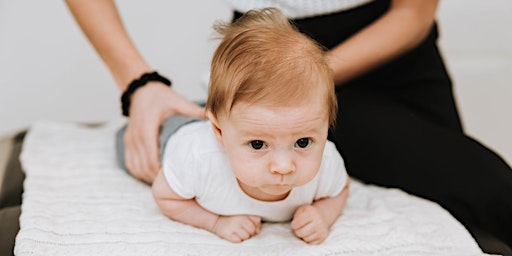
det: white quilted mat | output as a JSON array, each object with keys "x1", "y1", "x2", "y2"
[{"x1": 15, "y1": 120, "x2": 485, "y2": 256}]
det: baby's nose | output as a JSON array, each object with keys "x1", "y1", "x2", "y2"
[
  {"x1": 271, "y1": 167, "x2": 295, "y2": 175},
  {"x1": 269, "y1": 150, "x2": 296, "y2": 175}
]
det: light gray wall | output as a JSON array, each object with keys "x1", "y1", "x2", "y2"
[
  {"x1": 0, "y1": 0, "x2": 232, "y2": 133},
  {"x1": 1, "y1": 1, "x2": 511, "y2": 163},
  {"x1": 437, "y1": 1, "x2": 512, "y2": 164}
]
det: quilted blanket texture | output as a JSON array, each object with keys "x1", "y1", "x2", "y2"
[{"x1": 15, "y1": 120, "x2": 484, "y2": 256}]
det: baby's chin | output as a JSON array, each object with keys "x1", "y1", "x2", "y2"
[
  {"x1": 240, "y1": 183, "x2": 293, "y2": 201},
  {"x1": 258, "y1": 185, "x2": 293, "y2": 200}
]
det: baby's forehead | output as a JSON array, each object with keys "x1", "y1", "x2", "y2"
[{"x1": 227, "y1": 101, "x2": 328, "y2": 124}]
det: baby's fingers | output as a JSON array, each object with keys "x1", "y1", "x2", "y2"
[
  {"x1": 229, "y1": 227, "x2": 252, "y2": 243},
  {"x1": 291, "y1": 206, "x2": 312, "y2": 231},
  {"x1": 291, "y1": 215, "x2": 308, "y2": 231},
  {"x1": 293, "y1": 220, "x2": 329, "y2": 244},
  {"x1": 293, "y1": 221, "x2": 314, "y2": 239},
  {"x1": 237, "y1": 216, "x2": 259, "y2": 237},
  {"x1": 248, "y1": 215, "x2": 262, "y2": 233},
  {"x1": 301, "y1": 229, "x2": 328, "y2": 245}
]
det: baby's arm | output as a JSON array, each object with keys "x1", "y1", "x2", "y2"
[
  {"x1": 291, "y1": 177, "x2": 350, "y2": 244},
  {"x1": 152, "y1": 171, "x2": 261, "y2": 243}
]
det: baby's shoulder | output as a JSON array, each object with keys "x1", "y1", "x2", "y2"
[
  {"x1": 322, "y1": 141, "x2": 342, "y2": 160},
  {"x1": 169, "y1": 121, "x2": 221, "y2": 153}
]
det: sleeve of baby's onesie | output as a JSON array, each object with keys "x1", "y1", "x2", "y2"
[
  {"x1": 315, "y1": 142, "x2": 348, "y2": 199},
  {"x1": 161, "y1": 134, "x2": 198, "y2": 200}
]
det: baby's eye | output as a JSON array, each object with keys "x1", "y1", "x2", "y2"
[
  {"x1": 295, "y1": 138, "x2": 312, "y2": 148},
  {"x1": 249, "y1": 140, "x2": 266, "y2": 150}
]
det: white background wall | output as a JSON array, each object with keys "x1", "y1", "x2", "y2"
[
  {"x1": 437, "y1": 1, "x2": 512, "y2": 165},
  {"x1": 0, "y1": 1, "x2": 511, "y2": 165},
  {"x1": 0, "y1": 0, "x2": 232, "y2": 133}
]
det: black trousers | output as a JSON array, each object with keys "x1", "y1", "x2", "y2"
[
  {"x1": 275, "y1": 0, "x2": 512, "y2": 252},
  {"x1": 0, "y1": 132, "x2": 25, "y2": 256}
]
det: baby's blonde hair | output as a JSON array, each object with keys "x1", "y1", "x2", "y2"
[{"x1": 207, "y1": 8, "x2": 337, "y2": 126}]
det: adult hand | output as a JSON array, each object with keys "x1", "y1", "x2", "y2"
[
  {"x1": 211, "y1": 215, "x2": 261, "y2": 243},
  {"x1": 124, "y1": 81, "x2": 205, "y2": 183},
  {"x1": 291, "y1": 205, "x2": 330, "y2": 244}
]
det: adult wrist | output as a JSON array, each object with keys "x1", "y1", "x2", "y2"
[{"x1": 120, "y1": 71, "x2": 171, "y2": 116}]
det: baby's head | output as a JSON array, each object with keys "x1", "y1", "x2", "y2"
[
  {"x1": 207, "y1": 8, "x2": 336, "y2": 124},
  {"x1": 207, "y1": 8, "x2": 337, "y2": 201}
]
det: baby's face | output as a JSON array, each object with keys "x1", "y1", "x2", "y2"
[{"x1": 212, "y1": 100, "x2": 329, "y2": 201}]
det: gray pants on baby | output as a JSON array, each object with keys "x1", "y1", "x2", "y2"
[{"x1": 115, "y1": 115, "x2": 201, "y2": 173}]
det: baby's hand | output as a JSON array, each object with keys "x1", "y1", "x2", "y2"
[
  {"x1": 211, "y1": 215, "x2": 261, "y2": 243},
  {"x1": 291, "y1": 205, "x2": 329, "y2": 244}
]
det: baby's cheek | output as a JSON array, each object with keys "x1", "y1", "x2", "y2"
[
  {"x1": 297, "y1": 158, "x2": 322, "y2": 184},
  {"x1": 230, "y1": 159, "x2": 262, "y2": 184}
]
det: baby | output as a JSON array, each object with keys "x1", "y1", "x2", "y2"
[{"x1": 151, "y1": 8, "x2": 349, "y2": 244}]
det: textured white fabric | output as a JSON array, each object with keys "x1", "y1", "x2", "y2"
[
  {"x1": 15, "y1": 120, "x2": 486, "y2": 256},
  {"x1": 224, "y1": 0, "x2": 375, "y2": 19},
  {"x1": 162, "y1": 121, "x2": 347, "y2": 222}
]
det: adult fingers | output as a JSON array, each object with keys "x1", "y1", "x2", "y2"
[
  {"x1": 173, "y1": 95, "x2": 206, "y2": 119},
  {"x1": 124, "y1": 130, "x2": 152, "y2": 183},
  {"x1": 138, "y1": 122, "x2": 160, "y2": 180},
  {"x1": 124, "y1": 120, "x2": 160, "y2": 183}
]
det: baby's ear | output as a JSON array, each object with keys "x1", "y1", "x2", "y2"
[{"x1": 207, "y1": 111, "x2": 223, "y2": 146}]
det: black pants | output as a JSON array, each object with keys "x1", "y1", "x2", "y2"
[
  {"x1": 279, "y1": 0, "x2": 512, "y2": 252},
  {"x1": 0, "y1": 132, "x2": 25, "y2": 256}
]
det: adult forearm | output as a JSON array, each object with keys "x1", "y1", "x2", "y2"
[
  {"x1": 326, "y1": 0, "x2": 439, "y2": 85},
  {"x1": 65, "y1": 0, "x2": 151, "y2": 90}
]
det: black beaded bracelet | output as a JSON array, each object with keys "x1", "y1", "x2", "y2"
[{"x1": 121, "y1": 71, "x2": 172, "y2": 116}]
